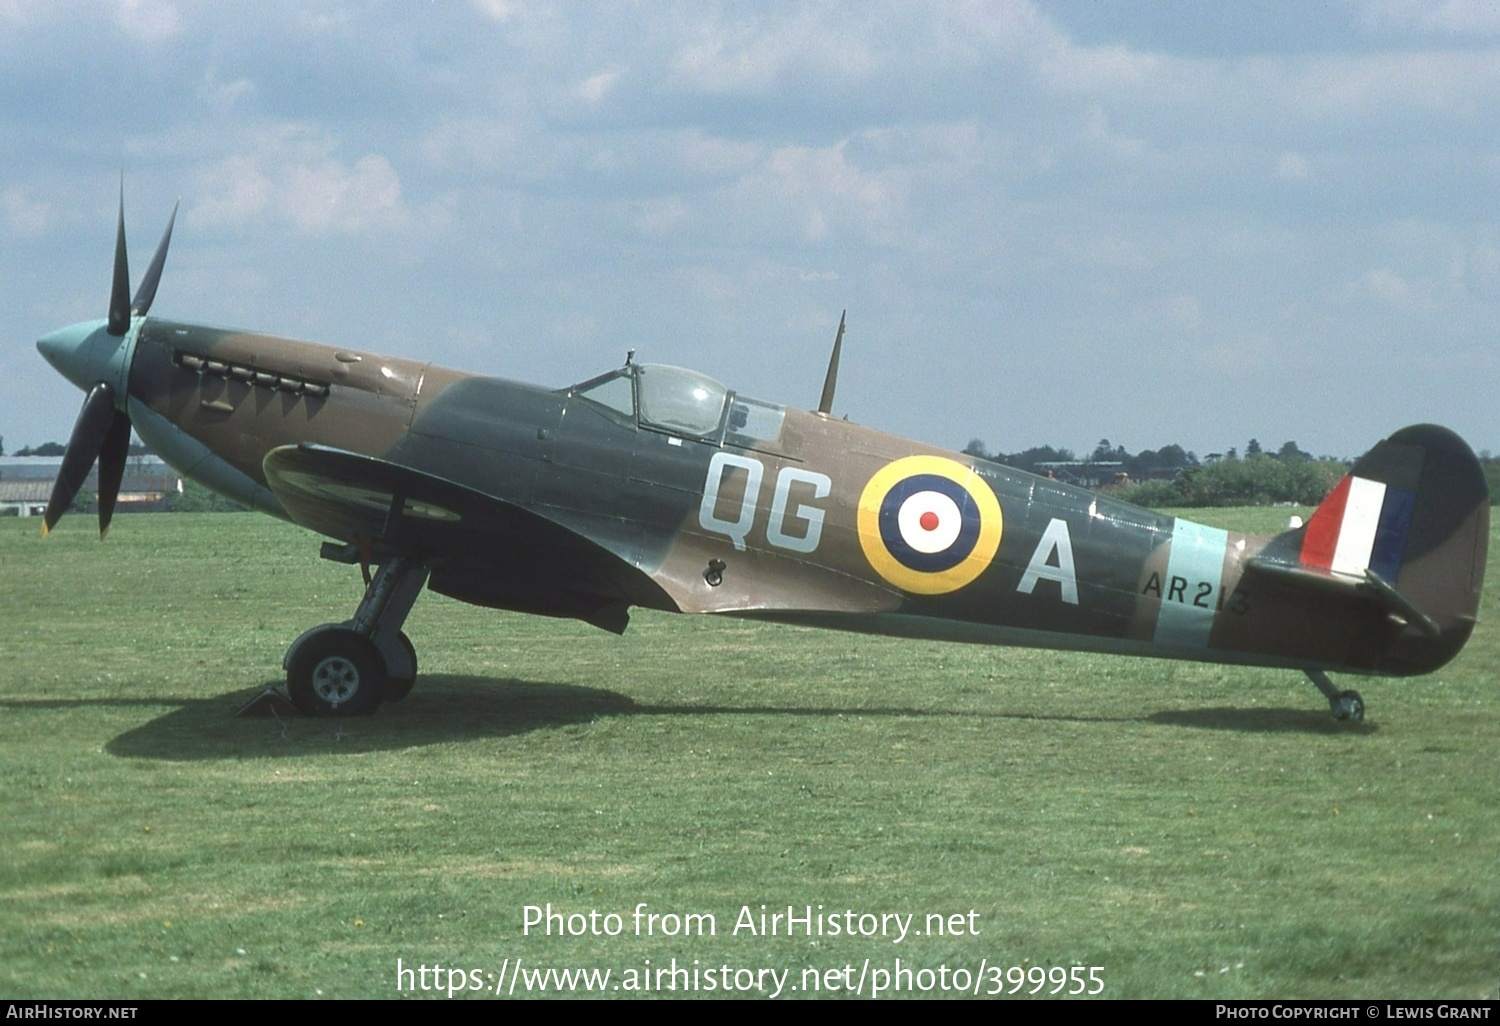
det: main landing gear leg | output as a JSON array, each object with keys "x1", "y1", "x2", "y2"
[
  {"x1": 284, "y1": 556, "x2": 431, "y2": 716},
  {"x1": 1306, "y1": 670, "x2": 1364, "y2": 723}
]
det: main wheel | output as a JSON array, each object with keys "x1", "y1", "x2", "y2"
[
  {"x1": 384, "y1": 631, "x2": 418, "y2": 703},
  {"x1": 287, "y1": 627, "x2": 387, "y2": 716},
  {"x1": 1333, "y1": 689, "x2": 1365, "y2": 723}
]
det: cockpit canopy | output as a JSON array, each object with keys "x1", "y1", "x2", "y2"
[
  {"x1": 568, "y1": 363, "x2": 786, "y2": 448},
  {"x1": 637, "y1": 364, "x2": 728, "y2": 437}
]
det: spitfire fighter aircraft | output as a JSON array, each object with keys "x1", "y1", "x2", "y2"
[{"x1": 36, "y1": 196, "x2": 1489, "y2": 720}]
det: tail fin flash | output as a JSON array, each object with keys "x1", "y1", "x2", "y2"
[
  {"x1": 1302, "y1": 425, "x2": 1488, "y2": 673},
  {"x1": 1300, "y1": 446, "x2": 1421, "y2": 581}
]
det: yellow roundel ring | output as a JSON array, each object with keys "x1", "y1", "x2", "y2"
[{"x1": 857, "y1": 455, "x2": 1003, "y2": 595}]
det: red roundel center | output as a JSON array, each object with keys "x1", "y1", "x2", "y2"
[{"x1": 919, "y1": 511, "x2": 940, "y2": 532}]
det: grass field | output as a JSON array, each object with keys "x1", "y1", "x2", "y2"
[{"x1": 0, "y1": 508, "x2": 1495, "y2": 999}]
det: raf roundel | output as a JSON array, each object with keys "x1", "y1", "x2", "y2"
[{"x1": 857, "y1": 455, "x2": 1003, "y2": 595}]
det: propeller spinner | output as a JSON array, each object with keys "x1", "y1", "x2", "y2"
[{"x1": 39, "y1": 188, "x2": 177, "y2": 538}]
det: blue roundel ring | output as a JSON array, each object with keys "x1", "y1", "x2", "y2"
[
  {"x1": 857, "y1": 455, "x2": 1003, "y2": 595},
  {"x1": 877, "y1": 474, "x2": 982, "y2": 573}
]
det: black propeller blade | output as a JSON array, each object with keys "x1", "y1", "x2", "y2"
[
  {"x1": 107, "y1": 185, "x2": 131, "y2": 337},
  {"x1": 96, "y1": 407, "x2": 133, "y2": 538},
  {"x1": 131, "y1": 199, "x2": 177, "y2": 318},
  {"x1": 41, "y1": 382, "x2": 130, "y2": 537}
]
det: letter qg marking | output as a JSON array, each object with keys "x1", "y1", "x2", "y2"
[
  {"x1": 699, "y1": 452, "x2": 762, "y2": 551},
  {"x1": 767, "y1": 467, "x2": 830, "y2": 553},
  {"x1": 699, "y1": 454, "x2": 832, "y2": 554},
  {"x1": 857, "y1": 455, "x2": 1002, "y2": 595}
]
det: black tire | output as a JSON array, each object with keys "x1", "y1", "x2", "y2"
[
  {"x1": 1334, "y1": 689, "x2": 1365, "y2": 723},
  {"x1": 385, "y1": 631, "x2": 418, "y2": 702},
  {"x1": 287, "y1": 627, "x2": 387, "y2": 716}
]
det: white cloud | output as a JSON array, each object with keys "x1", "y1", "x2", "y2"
[
  {"x1": 633, "y1": 196, "x2": 690, "y2": 237},
  {"x1": 1036, "y1": 42, "x2": 1165, "y2": 94},
  {"x1": 1275, "y1": 152, "x2": 1311, "y2": 181},
  {"x1": 1239, "y1": 51, "x2": 1500, "y2": 124},
  {"x1": 576, "y1": 71, "x2": 620, "y2": 104},
  {"x1": 747, "y1": 141, "x2": 904, "y2": 243},
  {"x1": 0, "y1": 0, "x2": 34, "y2": 25},
  {"x1": 2, "y1": 188, "x2": 52, "y2": 237},
  {"x1": 668, "y1": 7, "x2": 877, "y2": 94},
  {"x1": 665, "y1": 264, "x2": 739, "y2": 303},
  {"x1": 1363, "y1": 267, "x2": 1422, "y2": 308},
  {"x1": 193, "y1": 156, "x2": 274, "y2": 227},
  {"x1": 1080, "y1": 105, "x2": 1151, "y2": 163},
  {"x1": 1164, "y1": 293, "x2": 1204, "y2": 332},
  {"x1": 1350, "y1": 0, "x2": 1500, "y2": 36},
  {"x1": 1192, "y1": 332, "x2": 1278, "y2": 374},
  {"x1": 1464, "y1": 242, "x2": 1500, "y2": 295},
  {"x1": 283, "y1": 154, "x2": 403, "y2": 233},
  {"x1": 670, "y1": 131, "x2": 762, "y2": 180},
  {"x1": 113, "y1": 0, "x2": 180, "y2": 43},
  {"x1": 198, "y1": 68, "x2": 256, "y2": 107},
  {"x1": 420, "y1": 117, "x2": 536, "y2": 178},
  {"x1": 472, "y1": 0, "x2": 523, "y2": 24},
  {"x1": 191, "y1": 129, "x2": 408, "y2": 235}
]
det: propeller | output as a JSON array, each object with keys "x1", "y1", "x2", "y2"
[
  {"x1": 41, "y1": 189, "x2": 177, "y2": 538},
  {"x1": 41, "y1": 382, "x2": 128, "y2": 537}
]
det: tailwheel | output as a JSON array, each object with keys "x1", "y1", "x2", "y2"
[
  {"x1": 287, "y1": 626, "x2": 387, "y2": 716},
  {"x1": 1306, "y1": 670, "x2": 1367, "y2": 724}
]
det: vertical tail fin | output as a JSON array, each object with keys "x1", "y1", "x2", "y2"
[{"x1": 1300, "y1": 425, "x2": 1488, "y2": 674}]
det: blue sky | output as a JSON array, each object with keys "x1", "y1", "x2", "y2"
[{"x1": 3, "y1": 0, "x2": 1497, "y2": 461}]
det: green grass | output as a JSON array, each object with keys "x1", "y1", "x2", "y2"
[{"x1": 0, "y1": 507, "x2": 1495, "y2": 999}]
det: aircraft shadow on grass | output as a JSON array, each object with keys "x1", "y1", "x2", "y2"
[
  {"x1": 1148, "y1": 706, "x2": 1378, "y2": 735},
  {"x1": 94, "y1": 678, "x2": 1372, "y2": 762}
]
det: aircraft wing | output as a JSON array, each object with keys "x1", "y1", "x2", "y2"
[{"x1": 261, "y1": 444, "x2": 675, "y2": 633}]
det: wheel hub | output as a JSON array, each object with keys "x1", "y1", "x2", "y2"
[{"x1": 311, "y1": 655, "x2": 361, "y2": 705}]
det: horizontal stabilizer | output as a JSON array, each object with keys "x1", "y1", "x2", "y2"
[{"x1": 1244, "y1": 559, "x2": 1440, "y2": 639}]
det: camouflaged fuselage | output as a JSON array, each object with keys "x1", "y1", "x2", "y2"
[{"x1": 123, "y1": 318, "x2": 1487, "y2": 678}]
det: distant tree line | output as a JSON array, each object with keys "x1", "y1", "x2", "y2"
[
  {"x1": 166, "y1": 479, "x2": 251, "y2": 513},
  {"x1": 964, "y1": 436, "x2": 1351, "y2": 507},
  {"x1": 964, "y1": 438, "x2": 1209, "y2": 480},
  {"x1": 1480, "y1": 453, "x2": 1500, "y2": 508},
  {"x1": 1120, "y1": 453, "x2": 1347, "y2": 507},
  {"x1": 12, "y1": 440, "x2": 65, "y2": 456},
  {"x1": 10, "y1": 440, "x2": 152, "y2": 457}
]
